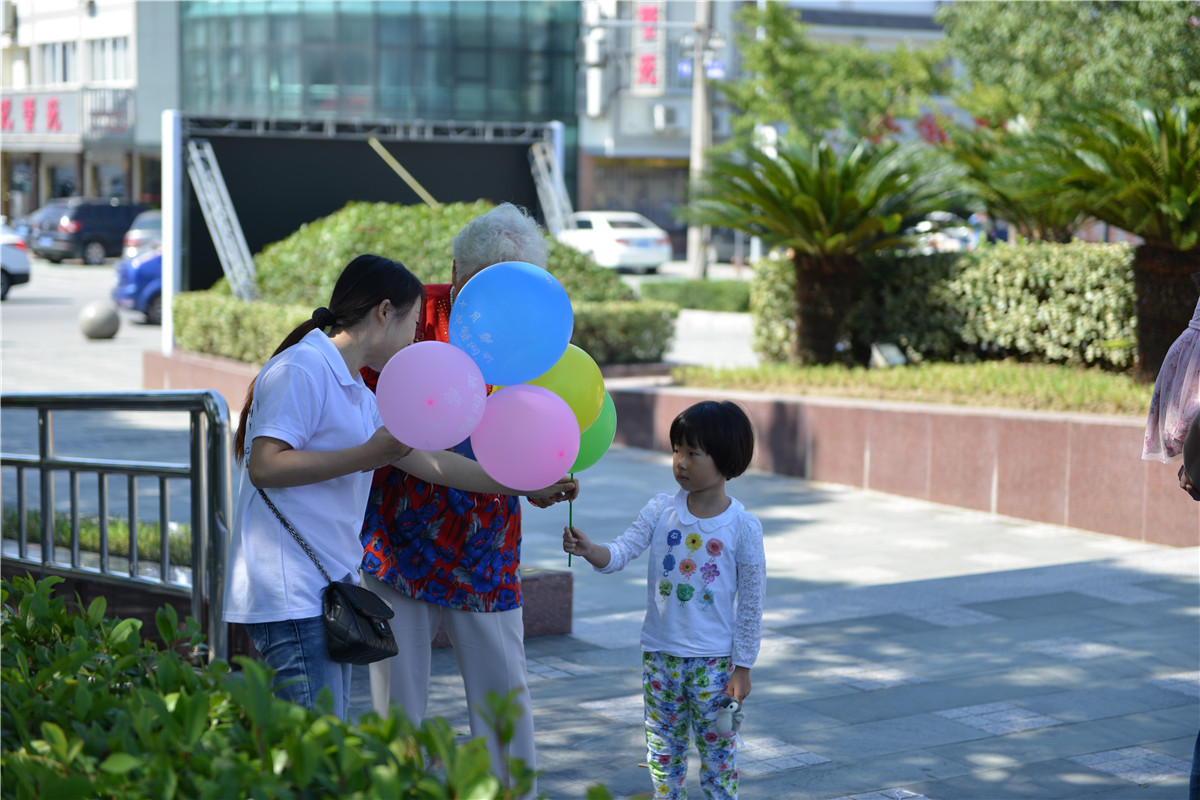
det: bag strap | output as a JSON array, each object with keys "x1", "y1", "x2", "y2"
[{"x1": 257, "y1": 488, "x2": 333, "y2": 585}]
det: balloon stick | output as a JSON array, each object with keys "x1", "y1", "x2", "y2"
[{"x1": 568, "y1": 473, "x2": 574, "y2": 566}]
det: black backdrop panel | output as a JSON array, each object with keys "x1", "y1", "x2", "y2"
[{"x1": 184, "y1": 136, "x2": 539, "y2": 291}]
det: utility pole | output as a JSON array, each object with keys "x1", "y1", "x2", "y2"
[{"x1": 685, "y1": 0, "x2": 713, "y2": 280}]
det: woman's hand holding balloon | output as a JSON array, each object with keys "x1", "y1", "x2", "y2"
[
  {"x1": 365, "y1": 426, "x2": 414, "y2": 470},
  {"x1": 527, "y1": 475, "x2": 580, "y2": 503}
]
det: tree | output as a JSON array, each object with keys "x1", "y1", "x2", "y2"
[
  {"x1": 1026, "y1": 103, "x2": 1200, "y2": 377},
  {"x1": 944, "y1": 119, "x2": 1085, "y2": 243},
  {"x1": 682, "y1": 138, "x2": 966, "y2": 364},
  {"x1": 718, "y1": 2, "x2": 952, "y2": 145},
  {"x1": 937, "y1": 1, "x2": 1200, "y2": 123}
]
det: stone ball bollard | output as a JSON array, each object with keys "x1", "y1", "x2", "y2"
[{"x1": 79, "y1": 301, "x2": 121, "y2": 340}]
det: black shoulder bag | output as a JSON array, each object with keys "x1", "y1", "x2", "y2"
[{"x1": 257, "y1": 489, "x2": 399, "y2": 665}]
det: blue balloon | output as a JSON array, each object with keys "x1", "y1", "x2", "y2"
[{"x1": 449, "y1": 261, "x2": 574, "y2": 386}]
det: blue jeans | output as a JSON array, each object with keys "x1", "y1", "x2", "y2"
[{"x1": 245, "y1": 616, "x2": 353, "y2": 721}]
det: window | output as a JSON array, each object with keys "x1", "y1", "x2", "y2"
[
  {"x1": 39, "y1": 42, "x2": 78, "y2": 85},
  {"x1": 177, "y1": 0, "x2": 578, "y2": 123},
  {"x1": 90, "y1": 37, "x2": 130, "y2": 82}
]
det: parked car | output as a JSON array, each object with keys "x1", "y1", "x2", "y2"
[
  {"x1": 903, "y1": 211, "x2": 975, "y2": 255},
  {"x1": 1, "y1": 223, "x2": 32, "y2": 301},
  {"x1": 556, "y1": 211, "x2": 673, "y2": 273},
  {"x1": 710, "y1": 226, "x2": 753, "y2": 265},
  {"x1": 112, "y1": 247, "x2": 162, "y2": 324},
  {"x1": 11, "y1": 203, "x2": 65, "y2": 246},
  {"x1": 29, "y1": 197, "x2": 148, "y2": 265},
  {"x1": 122, "y1": 209, "x2": 162, "y2": 259}
]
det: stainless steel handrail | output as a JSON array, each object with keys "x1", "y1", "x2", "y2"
[{"x1": 0, "y1": 391, "x2": 233, "y2": 661}]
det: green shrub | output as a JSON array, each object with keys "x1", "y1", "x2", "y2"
[
  {"x1": 639, "y1": 279, "x2": 751, "y2": 313},
  {"x1": 571, "y1": 300, "x2": 679, "y2": 364},
  {"x1": 751, "y1": 242, "x2": 1137, "y2": 369},
  {"x1": 175, "y1": 290, "x2": 677, "y2": 367},
  {"x1": 177, "y1": 200, "x2": 664, "y2": 366},
  {"x1": 749, "y1": 255, "x2": 798, "y2": 363},
  {"x1": 948, "y1": 241, "x2": 1136, "y2": 369},
  {"x1": 843, "y1": 251, "x2": 971, "y2": 364},
  {"x1": 0, "y1": 574, "x2": 574, "y2": 800},
  {"x1": 174, "y1": 291, "x2": 309, "y2": 365},
  {"x1": 247, "y1": 201, "x2": 634, "y2": 305}
]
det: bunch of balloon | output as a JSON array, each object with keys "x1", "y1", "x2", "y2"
[{"x1": 449, "y1": 261, "x2": 584, "y2": 491}]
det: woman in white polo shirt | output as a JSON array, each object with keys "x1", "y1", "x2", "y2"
[{"x1": 224, "y1": 254, "x2": 576, "y2": 720}]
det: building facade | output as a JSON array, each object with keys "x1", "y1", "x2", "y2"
[
  {"x1": 0, "y1": 0, "x2": 178, "y2": 220},
  {"x1": 574, "y1": 0, "x2": 946, "y2": 259}
]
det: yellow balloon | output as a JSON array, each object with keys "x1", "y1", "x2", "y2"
[{"x1": 527, "y1": 344, "x2": 605, "y2": 431}]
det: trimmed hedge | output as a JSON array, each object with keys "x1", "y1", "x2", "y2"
[
  {"x1": 842, "y1": 252, "x2": 973, "y2": 364},
  {"x1": 1, "y1": 574, "x2": 577, "y2": 799},
  {"x1": 639, "y1": 279, "x2": 751, "y2": 313},
  {"x1": 174, "y1": 292, "x2": 309, "y2": 366},
  {"x1": 569, "y1": 300, "x2": 679, "y2": 365},
  {"x1": 243, "y1": 200, "x2": 634, "y2": 305},
  {"x1": 178, "y1": 201, "x2": 680, "y2": 365},
  {"x1": 173, "y1": 293, "x2": 680, "y2": 368},
  {"x1": 949, "y1": 241, "x2": 1136, "y2": 369},
  {"x1": 752, "y1": 242, "x2": 1137, "y2": 369}
]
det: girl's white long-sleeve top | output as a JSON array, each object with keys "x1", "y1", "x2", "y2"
[{"x1": 595, "y1": 490, "x2": 766, "y2": 667}]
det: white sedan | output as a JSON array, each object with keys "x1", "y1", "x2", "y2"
[
  {"x1": 556, "y1": 211, "x2": 674, "y2": 272},
  {"x1": 1, "y1": 223, "x2": 32, "y2": 301}
]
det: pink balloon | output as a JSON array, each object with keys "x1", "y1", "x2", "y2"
[
  {"x1": 471, "y1": 385, "x2": 581, "y2": 492},
  {"x1": 376, "y1": 341, "x2": 488, "y2": 451}
]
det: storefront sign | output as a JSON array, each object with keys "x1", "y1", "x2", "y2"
[
  {"x1": 0, "y1": 91, "x2": 80, "y2": 137},
  {"x1": 630, "y1": 0, "x2": 666, "y2": 97}
]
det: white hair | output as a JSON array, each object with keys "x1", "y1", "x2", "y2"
[{"x1": 452, "y1": 203, "x2": 549, "y2": 278}]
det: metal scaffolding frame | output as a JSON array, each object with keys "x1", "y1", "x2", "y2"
[{"x1": 181, "y1": 115, "x2": 558, "y2": 145}]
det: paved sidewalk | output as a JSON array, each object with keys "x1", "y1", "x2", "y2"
[
  {"x1": 347, "y1": 446, "x2": 1198, "y2": 800},
  {"x1": 4, "y1": 258, "x2": 1197, "y2": 799}
]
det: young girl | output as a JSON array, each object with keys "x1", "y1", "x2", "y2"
[
  {"x1": 563, "y1": 400, "x2": 765, "y2": 800},
  {"x1": 225, "y1": 254, "x2": 575, "y2": 720}
]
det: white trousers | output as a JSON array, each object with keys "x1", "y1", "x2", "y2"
[{"x1": 361, "y1": 573, "x2": 536, "y2": 789}]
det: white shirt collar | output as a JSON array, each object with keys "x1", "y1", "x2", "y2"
[
  {"x1": 302, "y1": 328, "x2": 361, "y2": 388},
  {"x1": 673, "y1": 489, "x2": 743, "y2": 533}
]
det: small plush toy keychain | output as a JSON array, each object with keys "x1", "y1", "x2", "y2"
[{"x1": 715, "y1": 695, "x2": 746, "y2": 742}]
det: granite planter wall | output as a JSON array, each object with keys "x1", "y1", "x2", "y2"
[{"x1": 145, "y1": 350, "x2": 1199, "y2": 548}]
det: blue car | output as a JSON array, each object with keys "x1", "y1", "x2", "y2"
[{"x1": 112, "y1": 248, "x2": 162, "y2": 324}]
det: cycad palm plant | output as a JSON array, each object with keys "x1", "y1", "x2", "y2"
[
  {"x1": 1031, "y1": 103, "x2": 1200, "y2": 376},
  {"x1": 945, "y1": 119, "x2": 1085, "y2": 243},
  {"x1": 684, "y1": 137, "x2": 966, "y2": 364}
]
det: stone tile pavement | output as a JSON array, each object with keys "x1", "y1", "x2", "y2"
[{"x1": 345, "y1": 447, "x2": 1199, "y2": 800}]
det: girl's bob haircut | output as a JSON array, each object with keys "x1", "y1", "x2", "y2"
[{"x1": 668, "y1": 400, "x2": 755, "y2": 479}]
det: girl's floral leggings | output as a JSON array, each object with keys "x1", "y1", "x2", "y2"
[{"x1": 642, "y1": 651, "x2": 738, "y2": 799}]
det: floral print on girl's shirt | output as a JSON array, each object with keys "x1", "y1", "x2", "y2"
[{"x1": 658, "y1": 527, "x2": 728, "y2": 612}]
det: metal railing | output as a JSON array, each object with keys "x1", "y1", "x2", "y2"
[{"x1": 0, "y1": 391, "x2": 233, "y2": 661}]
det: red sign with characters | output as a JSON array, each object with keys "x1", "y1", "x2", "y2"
[
  {"x1": 0, "y1": 92, "x2": 77, "y2": 135},
  {"x1": 631, "y1": 0, "x2": 665, "y2": 96}
]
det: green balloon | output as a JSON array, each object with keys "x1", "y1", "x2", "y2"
[{"x1": 570, "y1": 391, "x2": 617, "y2": 472}]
